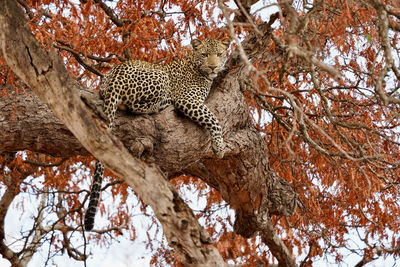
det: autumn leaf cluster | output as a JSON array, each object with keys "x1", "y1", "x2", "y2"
[{"x1": 1, "y1": 0, "x2": 400, "y2": 266}]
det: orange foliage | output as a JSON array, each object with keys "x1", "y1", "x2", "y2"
[{"x1": 1, "y1": 0, "x2": 400, "y2": 266}]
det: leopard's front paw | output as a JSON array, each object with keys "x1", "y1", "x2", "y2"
[{"x1": 212, "y1": 138, "x2": 225, "y2": 158}]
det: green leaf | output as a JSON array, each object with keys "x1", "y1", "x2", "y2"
[{"x1": 365, "y1": 33, "x2": 372, "y2": 43}]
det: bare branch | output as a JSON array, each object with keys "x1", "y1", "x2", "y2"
[
  {"x1": 91, "y1": 0, "x2": 127, "y2": 27},
  {"x1": 0, "y1": 1, "x2": 230, "y2": 265},
  {"x1": 0, "y1": 155, "x2": 39, "y2": 266},
  {"x1": 259, "y1": 218, "x2": 296, "y2": 267},
  {"x1": 54, "y1": 43, "x2": 103, "y2": 77},
  {"x1": 24, "y1": 158, "x2": 67, "y2": 167},
  {"x1": 20, "y1": 192, "x2": 48, "y2": 266}
]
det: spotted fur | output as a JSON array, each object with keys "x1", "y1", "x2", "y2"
[{"x1": 84, "y1": 38, "x2": 230, "y2": 231}]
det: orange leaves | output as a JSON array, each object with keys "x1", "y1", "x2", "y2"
[
  {"x1": 237, "y1": 1, "x2": 400, "y2": 262},
  {"x1": 215, "y1": 232, "x2": 273, "y2": 265},
  {"x1": 216, "y1": 232, "x2": 246, "y2": 260},
  {"x1": 1, "y1": 0, "x2": 399, "y2": 264},
  {"x1": 80, "y1": 0, "x2": 93, "y2": 19}
]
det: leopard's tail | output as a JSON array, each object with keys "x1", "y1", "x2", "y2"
[{"x1": 84, "y1": 161, "x2": 104, "y2": 231}]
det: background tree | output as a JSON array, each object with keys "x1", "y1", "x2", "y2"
[{"x1": 0, "y1": 0, "x2": 399, "y2": 266}]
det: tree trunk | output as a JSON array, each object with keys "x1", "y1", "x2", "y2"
[{"x1": 0, "y1": 0, "x2": 296, "y2": 265}]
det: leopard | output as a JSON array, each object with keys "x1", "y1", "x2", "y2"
[{"x1": 84, "y1": 38, "x2": 231, "y2": 231}]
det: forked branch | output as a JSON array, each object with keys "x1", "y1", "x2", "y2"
[{"x1": 0, "y1": 0, "x2": 228, "y2": 265}]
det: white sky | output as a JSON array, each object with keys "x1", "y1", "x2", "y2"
[{"x1": 1, "y1": 0, "x2": 399, "y2": 266}]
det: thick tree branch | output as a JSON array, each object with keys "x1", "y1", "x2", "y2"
[
  {"x1": 0, "y1": 1, "x2": 297, "y2": 266},
  {"x1": 0, "y1": 1, "x2": 228, "y2": 265},
  {"x1": 0, "y1": 154, "x2": 38, "y2": 267}
]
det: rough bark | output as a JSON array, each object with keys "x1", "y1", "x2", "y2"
[
  {"x1": 0, "y1": 0, "x2": 296, "y2": 265},
  {"x1": 0, "y1": 1, "x2": 227, "y2": 266}
]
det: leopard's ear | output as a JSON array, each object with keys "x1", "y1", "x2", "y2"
[
  {"x1": 191, "y1": 39, "x2": 203, "y2": 50},
  {"x1": 220, "y1": 37, "x2": 231, "y2": 49}
]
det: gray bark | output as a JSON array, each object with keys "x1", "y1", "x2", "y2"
[{"x1": 0, "y1": 1, "x2": 296, "y2": 265}]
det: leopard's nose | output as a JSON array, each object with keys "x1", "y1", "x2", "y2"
[{"x1": 209, "y1": 66, "x2": 217, "y2": 71}]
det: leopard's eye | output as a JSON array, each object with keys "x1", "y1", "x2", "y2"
[
  {"x1": 217, "y1": 52, "x2": 223, "y2": 57},
  {"x1": 201, "y1": 53, "x2": 208, "y2": 57}
]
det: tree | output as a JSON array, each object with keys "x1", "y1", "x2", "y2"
[{"x1": 0, "y1": 0, "x2": 399, "y2": 266}]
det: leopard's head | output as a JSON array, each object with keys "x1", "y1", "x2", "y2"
[{"x1": 191, "y1": 38, "x2": 231, "y2": 80}]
